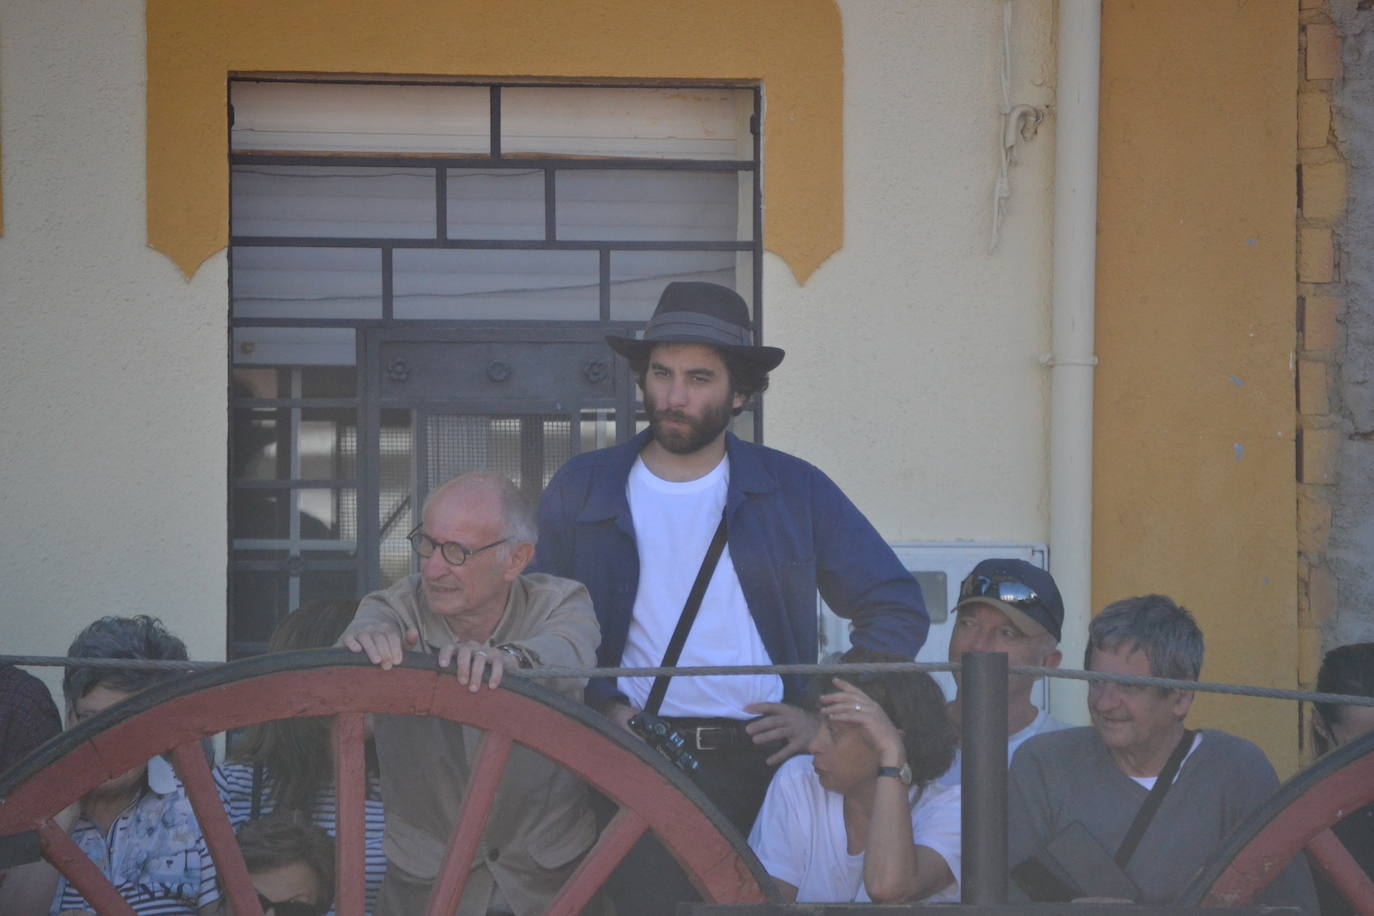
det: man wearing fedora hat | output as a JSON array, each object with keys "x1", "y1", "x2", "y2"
[{"x1": 533, "y1": 280, "x2": 928, "y2": 910}]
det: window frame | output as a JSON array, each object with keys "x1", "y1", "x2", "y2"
[{"x1": 227, "y1": 79, "x2": 765, "y2": 658}]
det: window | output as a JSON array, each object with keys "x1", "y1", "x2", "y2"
[{"x1": 228, "y1": 80, "x2": 763, "y2": 657}]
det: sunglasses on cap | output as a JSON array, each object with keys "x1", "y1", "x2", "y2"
[
  {"x1": 257, "y1": 893, "x2": 328, "y2": 916},
  {"x1": 958, "y1": 572, "x2": 1049, "y2": 616}
]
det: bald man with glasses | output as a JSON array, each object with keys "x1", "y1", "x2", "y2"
[{"x1": 341, "y1": 471, "x2": 603, "y2": 916}]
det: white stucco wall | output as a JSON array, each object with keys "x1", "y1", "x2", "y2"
[
  {"x1": 767, "y1": 0, "x2": 1056, "y2": 544},
  {"x1": 0, "y1": 0, "x2": 1055, "y2": 694},
  {"x1": 0, "y1": 0, "x2": 228, "y2": 701}
]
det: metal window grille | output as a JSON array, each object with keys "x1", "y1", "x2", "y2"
[{"x1": 227, "y1": 81, "x2": 764, "y2": 659}]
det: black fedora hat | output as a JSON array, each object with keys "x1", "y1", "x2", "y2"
[{"x1": 605, "y1": 281, "x2": 785, "y2": 371}]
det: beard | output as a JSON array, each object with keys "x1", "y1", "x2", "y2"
[{"x1": 645, "y1": 389, "x2": 735, "y2": 455}]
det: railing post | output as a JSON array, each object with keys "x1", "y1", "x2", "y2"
[{"x1": 961, "y1": 650, "x2": 1009, "y2": 904}]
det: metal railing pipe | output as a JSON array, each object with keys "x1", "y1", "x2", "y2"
[{"x1": 961, "y1": 651, "x2": 1009, "y2": 904}]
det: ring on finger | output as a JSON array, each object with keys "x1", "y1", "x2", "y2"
[
  {"x1": 474, "y1": 650, "x2": 489, "y2": 658},
  {"x1": 853, "y1": 702, "x2": 862, "y2": 712}
]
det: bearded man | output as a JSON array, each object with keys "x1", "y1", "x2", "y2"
[{"x1": 532, "y1": 281, "x2": 928, "y2": 914}]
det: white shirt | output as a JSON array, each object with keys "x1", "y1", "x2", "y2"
[
  {"x1": 1131, "y1": 731, "x2": 1204, "y2": 789},
  {"x1": 619, "y1": 456, "x2": 781, "y2": 717},
  {"x1": 936, "y1": 706, "x2": 1071, "y2": 788},
  {"x1": 749, "y1": 755, "x2": 962, "y2": 903}
]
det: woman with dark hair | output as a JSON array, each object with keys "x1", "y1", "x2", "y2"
[
  {"x1": 213, "y1": 600, "x2": 386, "y2": 914},
  {"x1": 748, "y1": 648, "x2": 961, "y2": 903},
  {"x1": 1311, "y1": 642, "x2": 1374, "y2": 916},
  {"x1": 1314, "y1": 642, "x2": 1374, "y2": 756}
]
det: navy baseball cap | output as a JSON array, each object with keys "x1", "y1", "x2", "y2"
[{"x1": 954, "y1": 559, "x2": 1064, "y2": 643}]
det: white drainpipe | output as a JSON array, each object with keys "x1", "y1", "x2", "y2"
[{"x1": 1047, "y1": 0, "x2": 1102, "y2": 723}]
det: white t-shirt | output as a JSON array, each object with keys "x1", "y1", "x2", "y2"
[
  {"x1": 619, "y1": 455, "x2": 781, "y2": 717},
  {"x1": 936, "y1": 707, "x2": 1071, "y2": 789},
  {"x1": 1131, "y1": 731, "x2": 1204, "y2": 789},
  {"x1": 748, "y1": 755, "x2": 962, "y2": 903}
]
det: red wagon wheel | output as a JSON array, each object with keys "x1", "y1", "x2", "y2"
[
  {"x1": 1177, "y1": 728, "x2": 1374, "y2": 914},
  {"x1": 0, "y1": 648, "x2": 778, "y2": 915}
]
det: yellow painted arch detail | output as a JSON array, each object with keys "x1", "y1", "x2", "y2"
[{"x1": 146, "y1": 0, "x2": 842, "y2": 284}]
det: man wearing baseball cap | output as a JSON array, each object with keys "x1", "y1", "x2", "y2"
[
  {"x1": 936, "y1": 558, "x2": 1068, "y2": 788},
  {"x1": 533, "y1": 281, "x2": 928, "y2": 913}
]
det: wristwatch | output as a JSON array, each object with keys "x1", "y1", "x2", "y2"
[
  {"x1": 877, "y1": 763, "x2": 913, "y2": 786},
  {"x1": 494, "y1": 643, "x2": 532, "y2": 668}
]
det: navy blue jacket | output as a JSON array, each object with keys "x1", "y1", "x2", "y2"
[{"x1": 531, "y1": 429, "x2": 929, "y2": 708}]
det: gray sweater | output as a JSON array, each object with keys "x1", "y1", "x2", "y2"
[{"x1": 1007, "y1": 726, "x2": 1316, "y2": 910}]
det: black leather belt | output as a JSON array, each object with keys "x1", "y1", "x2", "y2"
[{"x1": 658, "y1": 716, "x2": 761, "y2": 752}]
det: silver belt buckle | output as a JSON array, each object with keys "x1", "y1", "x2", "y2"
[
  {"x1": 692, "y1": 726, "x2": 716, "y2": 751},
  {"x1": 693, "y1": 725, "x2": 737, "y2": 750}
]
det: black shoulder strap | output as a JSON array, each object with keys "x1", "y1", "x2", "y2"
[
  {"x1": 1114, "y1": 729, "x2": 1195, "y2": 868},
  {"x1": 643, "y1": 511, "x2": 729, "y2": 716}
]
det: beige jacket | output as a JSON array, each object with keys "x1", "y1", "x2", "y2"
[{"x1": 353, "y1": 572, "x2": 601, "y2": 916}]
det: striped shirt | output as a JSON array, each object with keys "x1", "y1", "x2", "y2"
[
  {"x1": 52, "y1": 775, "x2": 219, "y2": 915},
  {"x1": 213, "y1": 761, "x2": 386, "y2": 915}
]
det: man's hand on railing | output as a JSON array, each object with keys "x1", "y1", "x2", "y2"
[
  {"x1": 438, "y1": 641, "x2": 509, "y2": 692},
  {"x1": 341, "y1": 622, "x2": 419, "y2": 670}
]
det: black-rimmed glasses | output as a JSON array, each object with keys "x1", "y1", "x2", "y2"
[{"x1": 407, "y1": 526, "x2": 509, "y2": 566}]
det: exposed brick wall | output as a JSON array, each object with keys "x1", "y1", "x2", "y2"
[{"x1": 1296, "y1": 0, "x2": 1347, "y2": 758}]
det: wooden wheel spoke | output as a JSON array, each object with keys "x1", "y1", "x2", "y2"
[
  {"x1": 170, "y1": 742, "x2": 263, "y2": 916},
  {"x1": 424, "y1": 731, "x2": 514, "y2": 916},
  {"x1": 545, "y1": 807, "x2": 649, "y2": 916},
  {"x1": 1308, "y1": 828, "x2": 1374, "y2": 916},
  {"x1": 332, "y1": 711, "x2": 368, "y2": 916},
  {"x1": 1189, "y1": 729, "x2": 1374, "y2": 908},
  {"x1": 0, "y1": 654, "x2": 773, "y2": 912},
  {"x1": 37, "y1": 818, "x2": 137, "y2": 916}
]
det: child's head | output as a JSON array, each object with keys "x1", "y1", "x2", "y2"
[{"x1": 236, "y1": 813, "x2": 335, "y2": 916}]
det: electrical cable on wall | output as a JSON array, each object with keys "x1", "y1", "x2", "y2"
[{"x1": 991, "y1": 0, "x2": 1045, "y2": 253}]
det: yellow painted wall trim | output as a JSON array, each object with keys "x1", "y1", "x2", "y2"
[
  {"x1": 146, "y1": 0, "x2": 842, "y2": 283},
  {"x1": 1094, "y1": 0, "x2": 1299, "y2": 772}
]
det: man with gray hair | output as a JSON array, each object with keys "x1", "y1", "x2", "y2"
[
  {"x1": 1006, "y1": 595, "x2": 1316, "y2": 909},
  {"x1": 342, "y1": 471, "x2": 602, "y2": 915}
]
